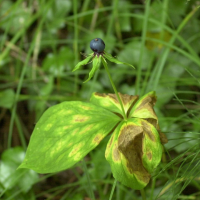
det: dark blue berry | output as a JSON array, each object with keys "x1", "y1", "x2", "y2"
[{"x1": 90, "y1": 38, "x2": 105, "y2": 53}]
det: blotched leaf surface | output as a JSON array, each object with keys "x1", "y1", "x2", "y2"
[
  {"x1": 19, "y1": 101, "x2": 120, "y2": 173},
  {"x1": 105, "y1": 118, "x2": 162, "y2": 189},
  {"x1": 129, "y1": 91, "x2": 168, "y2": 144},
  {"x1": 129, "y1": 91, "x2": 157, "y2": 122},
  {"x1": 90, "y1": 92, "x2": 139, "y2": 116}
]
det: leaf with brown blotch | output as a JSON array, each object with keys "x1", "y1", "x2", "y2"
[
  {"x1": 90, "y1": 92, "x2": 139, "y2": 117},
  {"x1": 129, "y1": 91, "x2": 157, "y2": 123},
  {"x1": 105, "y1": 118, "x2": 163, "y2": 190},
  {"x1": 91, "y1": 91, "x2": 168, "y2": 144},
  {"x1": 129, "y1": 91, "x2": 168, "y2": 144}
]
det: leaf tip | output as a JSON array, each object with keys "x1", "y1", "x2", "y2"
[{"x1": 17, "y1": 163, "x2": 26, "y2": 170}]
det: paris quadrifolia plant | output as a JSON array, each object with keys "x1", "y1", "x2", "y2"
[{"x1": 19, "y1": 38, "x2": 168, "y2": 191}]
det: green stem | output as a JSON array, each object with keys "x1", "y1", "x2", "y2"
[
  {"x1": 136, "y1": 0, "x2": 151, "y2": 95},
  {"x1": 8, "y1": 44, "x2": 33, "y2": 148},
  {"x1": 82, "y1": 159, "x2": 95, "y2": 200},
  {"x1": 15, "y1": 114, "x2": 27, "y2": 150},
  {"x1": 160, "y1": 0, "x2": 169, "y2": 41},
  {"x1": 73, "y1": 0, "x2": 79, "y2": 94},
  {"x1": 109, "y1": 179, "x2": 117, "y2": 200},
  {"x1": 140, "y1": 189, "x2": 146, "y2": 200},
  {"x1": 102, "y1": 57, "x2": 127, "y2": 120},
  {"x1": 150, "y1": 178, "x2": 156, "y2": 200}
]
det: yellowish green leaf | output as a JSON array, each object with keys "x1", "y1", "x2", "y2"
[
  {"x1": 90, "y1": 92, "x2": 139, "y2": 117},
  {"x1": 19, "y1": 101, "x2": 120, "y2": 173}
]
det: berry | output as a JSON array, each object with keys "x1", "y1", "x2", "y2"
[{"x1": 90, "y1": 38, "x2": 105, "y2": 53}]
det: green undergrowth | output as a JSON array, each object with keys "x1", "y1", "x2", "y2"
[{"x1": 0, "y1": 0, "x2": 200, "y2": 199}]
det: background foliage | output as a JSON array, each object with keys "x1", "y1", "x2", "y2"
[{"x1": 0, "y1": 0, "x2": 200, "y2": 199}]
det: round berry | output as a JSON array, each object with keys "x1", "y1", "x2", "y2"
[{"x1": 90, "y1": 38, "x2": 105, "y2": 53}]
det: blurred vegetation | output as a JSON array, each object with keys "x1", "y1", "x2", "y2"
[{"x1": 0, "y1": 0, "x2": 200, "y2": 199}]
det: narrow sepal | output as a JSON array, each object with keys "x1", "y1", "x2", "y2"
[
  {"x1": 72, "y1": 55, "x2": 93, "y2": 72},
  {"x1": 84, "y1": 56, "x2": 101, "y2": 83},
  {"x1": 104, "y1": 51, "x2": 135, "y2": 69}
]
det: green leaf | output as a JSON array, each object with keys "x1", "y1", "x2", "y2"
[
  {"x1": 105, "y1": 118, "x2": 162, "y2": 190},
  {"x1": 118, "y1": 1, "x2": 132, "y2": 32},
  {"x1": 0, "y1": 1, "x2": 31, "y2": 34},
  {"x1": 43, "y1": 47, "x2": 75, "y2": 75},
  {"x1": 116, "y1": 40, "x2": 152, "y2": 70},
  {"x1": 46, "y1": 0, "x2": 72, "y2": 32},
  {"x1": 168, "y1": 0, "x2": 186, "y2": 27},
  {"x1": 104, "y1": 52, "x2": 135, "y2": 69},
  {"x1": 84, "y1": 56, "x2": 101, "y2": 83},
  {"x1": 140, "y1": 119, "x2": 163, "y2": 174},
  {"x1": 129, "y1": 91, "x2": 168, "y2": 144},
  {"x1": 72, "y1": 55, "x2": 93, "y2": 72},
  {"x1": 90, "y1": 92, "x2": 139, "y2": 116},
  {"x1": 0, "y1": 147, "x2": 38, "y2": 193},
  {"x1": 0, "y1": 89, "x2": 15, "y2": 109},
  {"x1": 129, "y1": 91, "x2": 158, "y2": 124},
  {"x1": 19, "y1": 101, "x2": 120, "y2": 173}
]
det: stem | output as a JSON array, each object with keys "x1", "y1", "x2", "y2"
[
  {"x1": 8, "y1": 41, "x2": 33, "y2": 148},
  {"x1": 102, "y1": 57, "x2": 127, "y2": 120},
  {"x1": 140, "y1": 189, "x2": 146, "y2": 200},
  {"x1": 82, "y1": 158, "x2": 95, "y2": 200},
  {"x1": 109, "y1": 179, "x2": 117, "y2": 200},
  {"x1": 150, "y1": 178, "x2": 156, "y2": 200},
  {"x1": 73, "y1": 0, "x2": 79, "y2": 94},
  {"x1": 15, "y1": 114, "x2": 27, "y2": 150},
  {"x1": 162, "y1": 145, "x2": 167, "y2": 163},
  {"x1": 136, "y1": 0, "x2": 151, "y2": 95}
]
